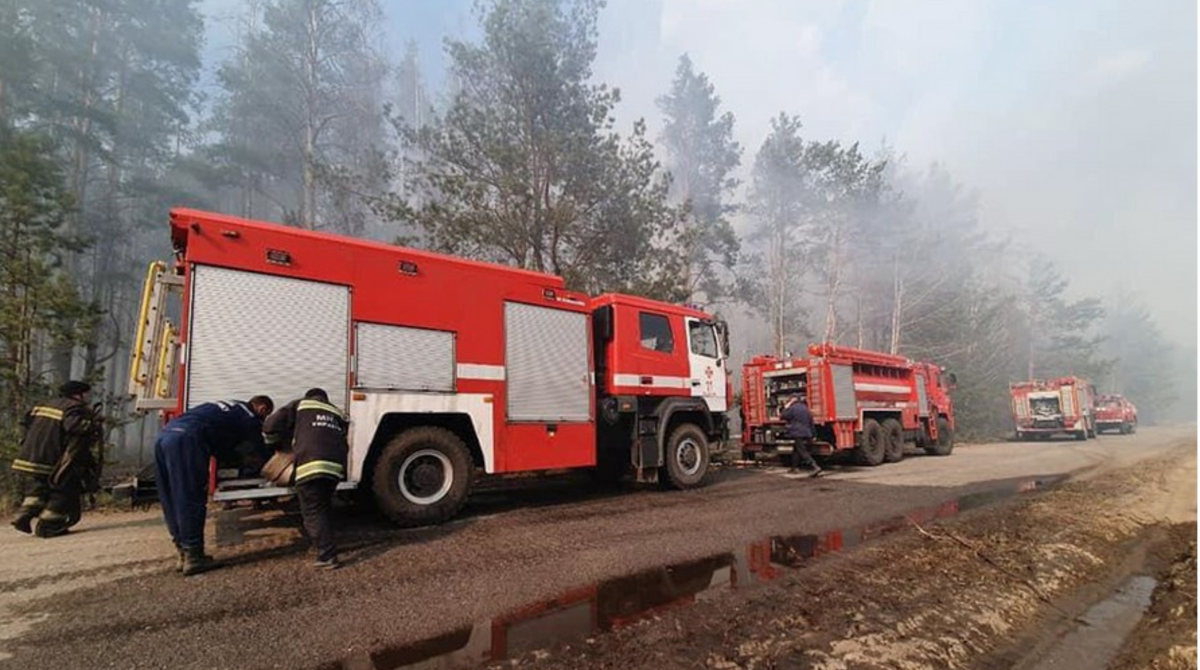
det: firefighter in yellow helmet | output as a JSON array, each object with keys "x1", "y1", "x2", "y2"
[
  {"x1": 262, "y1": 388, "x2": 348, "y2": 569},
  {"x1": 11, "y1": 381, "x2": 102, "y2": 537}
]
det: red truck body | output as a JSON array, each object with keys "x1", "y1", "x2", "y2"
[
  {"x1": 1094, "y1": 394, "x2": 1138, "y2": 434},
  {"x1": 741, "y1": 343, "x2": 957, "y2": 465},
  {"x1": 128, "y1": 209, "x2": 730, "y2": 526},
  {"x1": 1009, "y1": 377, "x2": 1097, "y2": 441}
]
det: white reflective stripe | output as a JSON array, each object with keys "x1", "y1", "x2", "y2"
[
  {"x1": 457, "y1": 363, "x2": 506, "y2": 381},
  {"x1": 853, "y1": 383, "x2": 911, "y2": 394},
  {"x1": 612, "y1": 374, "x2": 690, "y2": 389}
]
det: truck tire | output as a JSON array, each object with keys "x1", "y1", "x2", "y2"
[
  {"x1": 926, "y1": 417, "x2": 954, "y2": 456},
  {"x1": 854, "y1": 419, "x2": 885, "y2": 466},
  {"x1": 1015, "y1": 431, "x2": 1026, "y2": 441},
  {"x1": 372, "y1": 427, "x2": 474, "y2": 528},
  {"x1": 662, "y1": 423, "x2": 711, "y2": 489},
  {"x1": 1130, "y1": 420, "x2": 1137, "y2": 434},
  {"x1": 882, "y1": 419, "x2": 905, "y2": 463},
  {"x1": 1074, "y1": 428, "x2": 1087, "y2": 441}
]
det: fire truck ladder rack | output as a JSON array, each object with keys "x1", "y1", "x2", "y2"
[{"x1": 128, "y1": 261, "x2": 183, "y2": 411}]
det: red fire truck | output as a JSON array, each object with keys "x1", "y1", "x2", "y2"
[
  {"x1": 128, "y1": 209, "x2": 731, "y2": 526},
  {"x1": 1009, "y1": 377, "x2": 1097, "y2": 441},
  {"x1": 1094, "y1": 394, "x2": 1138, "y2": 434},
  {"x1": 740, "y1": 343, "x2": 957, "y2": 465}
]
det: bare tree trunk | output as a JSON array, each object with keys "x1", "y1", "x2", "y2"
[
  {"x1": 301, "y1": 0, "x2": 320, "y2": 229},
  {"x1": 889, "y1": 255, "x2": 903, "y2": 354},
  {"x1": 823, "y1": 228, "x2": 842, "y2": 344}
]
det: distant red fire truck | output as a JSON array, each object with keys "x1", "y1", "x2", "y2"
[
  {"x1": 741, "y1": 343, "x2": 957, "y2": 465},
  {"x1": 1094, "y1": 394, "x2": 1138, "y2": 434},
  {"x1": 1009, "y1": 377, "x2": 1097, "y2": 441},
  {"x1": 128, "y1": 209, "x2": 732, "y2": 526}
]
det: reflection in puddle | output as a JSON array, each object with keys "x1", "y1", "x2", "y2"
[{"x1": 334, "y1": 477, "x2": 1063, "y2": 670}]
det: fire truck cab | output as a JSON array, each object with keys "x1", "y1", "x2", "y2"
[
  {"x1": 1094, "y1": 394, "x2": 1138, "y2": 435},
  {"x1": 128, "y1": 209, "x2": 729, "y2": 527}
]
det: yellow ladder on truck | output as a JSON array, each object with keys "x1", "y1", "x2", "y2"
[{"x1": 128, "y1": 261, "x2": 183, "y2": 411}]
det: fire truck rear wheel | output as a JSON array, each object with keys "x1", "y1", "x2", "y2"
[
  {"x1": 854, "y1": 419, "x2": 885, "y2": 466},
  {"x1": 882, "y1": 419, "x2": 905, "y2": 463},
  {"x1": 927, "y1": 417, "x2": 954, "y2": 456},
  {"x1": 373, "y1": 427, "x2": 474, "y2": 528},
  {"x1": 662, "y1": 423, "x2": 711, "y2": 489}
]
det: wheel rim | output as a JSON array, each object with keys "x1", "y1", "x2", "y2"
[
  {"x1": 399, "y1": 449, "x2": 454, "y2": 505},
  {"x1": 676, "y1": 437, "x2": 703, "y2": 477}
]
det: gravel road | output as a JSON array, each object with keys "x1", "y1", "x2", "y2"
[{"x1": 0, "y1": 425, "x2": 1192, "y2": 670}]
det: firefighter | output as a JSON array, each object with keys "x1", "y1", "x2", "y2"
[
  {"x1": 263, "y1": 388, "x2": 348, "y2": 570},
  {"x1": 10, "y1": 381, "x2": 102, "y2": 537},
  {"x1": 155, "y1": 395, "x2": 274, "y2": 576},
  {"x1": 782, "y1": 395, "x2": 823, "y2": 478}
]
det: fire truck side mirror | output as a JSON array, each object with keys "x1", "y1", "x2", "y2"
[{"x1": 945, "y1": 372, "x2": 958, "y2": 388}]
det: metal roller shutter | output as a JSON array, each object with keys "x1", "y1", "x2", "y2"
[
  {"x1": 832, "y1": 364, "x2": 857, "y2": 419},
  {"x1": 356, "y1": 323, "x2": 455, "y2": 391},
  {"x1": 505, "y1": 302, "x2": 590, "y2": 422},
  {"x1": 187, "y1": 266, "x2": 350, "y2": 410}
]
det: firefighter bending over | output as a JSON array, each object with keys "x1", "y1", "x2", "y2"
[
  {"x1": 155, "y1": 395, "x2": 274, "y2": 576},
  {"x1": 10, "y1": 381, "x2": 102, "y2": 537},
  {"x1": 263, "y1": 388, "x2": 349, "y2": 570}
]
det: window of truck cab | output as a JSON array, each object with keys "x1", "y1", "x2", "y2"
[
  {"x1": 639, "y1": 312, "x2": 674, "y2": 353},
  {"x1": 688, "y1": 320, "x2": 719, "y2": 358}
]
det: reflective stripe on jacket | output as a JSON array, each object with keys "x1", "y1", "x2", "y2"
[{"x1": 265, "y1": 398, "x2": 348, "y2": 484}]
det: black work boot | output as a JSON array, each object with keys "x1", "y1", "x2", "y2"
[
  {"x1": 11, "y1": 513, "x2": 33, "y2": 534},
  {"x1": 33, "y1": 517, "x2": 69, "y2": 538},
  {"x1": 174, "y1": 543, "x2": 186, "y2": 573},
  {"x1": 181, "y1": 546, "x2": 220, "y2": 576}
]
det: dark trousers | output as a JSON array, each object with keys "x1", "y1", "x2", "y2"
[
  {"x1": 15, "y1": 473, "x2": 81, "y2": 534},
  {"x1": 154, "y1": 428, "x2": 210, "y2": 550},
  {"x1": 296, "y1": 477, "x2": 338, "y2": 561},
  {"x1": 791, "y1": 436, "x2": 818, "y2": 470}
]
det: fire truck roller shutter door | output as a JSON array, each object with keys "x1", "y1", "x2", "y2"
[
  {"x1": 831, "y1": 365, "x2": 856, "y2": 420},
  {"x1": 186, "y1": 266, "x2": 350, "y2": 410},
  {"x1": 356, "y1": 323, "x2": 455, "y2": 391},
  {"x1": 505, "y1": 302, "x2": 591, "y2": 422}
]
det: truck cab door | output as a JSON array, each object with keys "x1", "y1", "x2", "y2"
[{"x1": 684, "y1": 318, "x2": 727, "y2": 413}]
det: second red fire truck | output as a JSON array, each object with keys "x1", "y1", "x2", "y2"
[
  {"x1": 740, "y1": 344, "x2": 957, "y2": 465},
  {"x1": 1009, "y1": 377, "x2": 1097, "y2": 441},
  {"x1": 129, "y1": 209, "x2": 732, "y2": 527}
]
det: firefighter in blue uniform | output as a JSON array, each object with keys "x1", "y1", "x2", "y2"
[
  {"x1": 782, "y1": 395, "x2": 823, "y2": 478},
  {"x1": 10, "y1": 381, "x2": 102, "y2": 537},
  {"x1": 263, "y1": 388, "x2": 348, "y2": 569},
  {"x1": 155, "y1": 395, "x2": 274, "y2": 576}
]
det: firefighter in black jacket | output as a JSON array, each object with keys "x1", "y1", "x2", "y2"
[
  {"x1": 263, "y1": 388, "x2": 348, "y2": 569},
  {"x1": 10, "y1": 381, "x2": 102, "y2": 537},
  {"x1": 781, "y1": 395, "x2": 823, "y2": 478}
]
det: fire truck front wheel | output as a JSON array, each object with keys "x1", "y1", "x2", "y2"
[
  {"x1": 662, "y1": 423, "x2": 711, "y2": 489},
  {"x1": 926, "y1": 417, "x2": 954, "y2": 456},
  {"x1": 373, "y1": 427, "x2": 475, "y2": 528}
]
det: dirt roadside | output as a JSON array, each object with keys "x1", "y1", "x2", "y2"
[{"x1": 487, "y1": 439, "x2": 1197, "y2": 670}]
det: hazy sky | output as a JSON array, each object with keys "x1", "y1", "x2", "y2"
[{"x1": 200, "y1": 0, "x2": 1197, "y2": 346}]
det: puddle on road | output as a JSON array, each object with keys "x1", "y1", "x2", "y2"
[
  {"x1": 1025, "y1": 575, "x2": 1158, "y2": 670},
  {"x1": 332, "y1": 476, "x2": 1065, "y2": 670}
]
